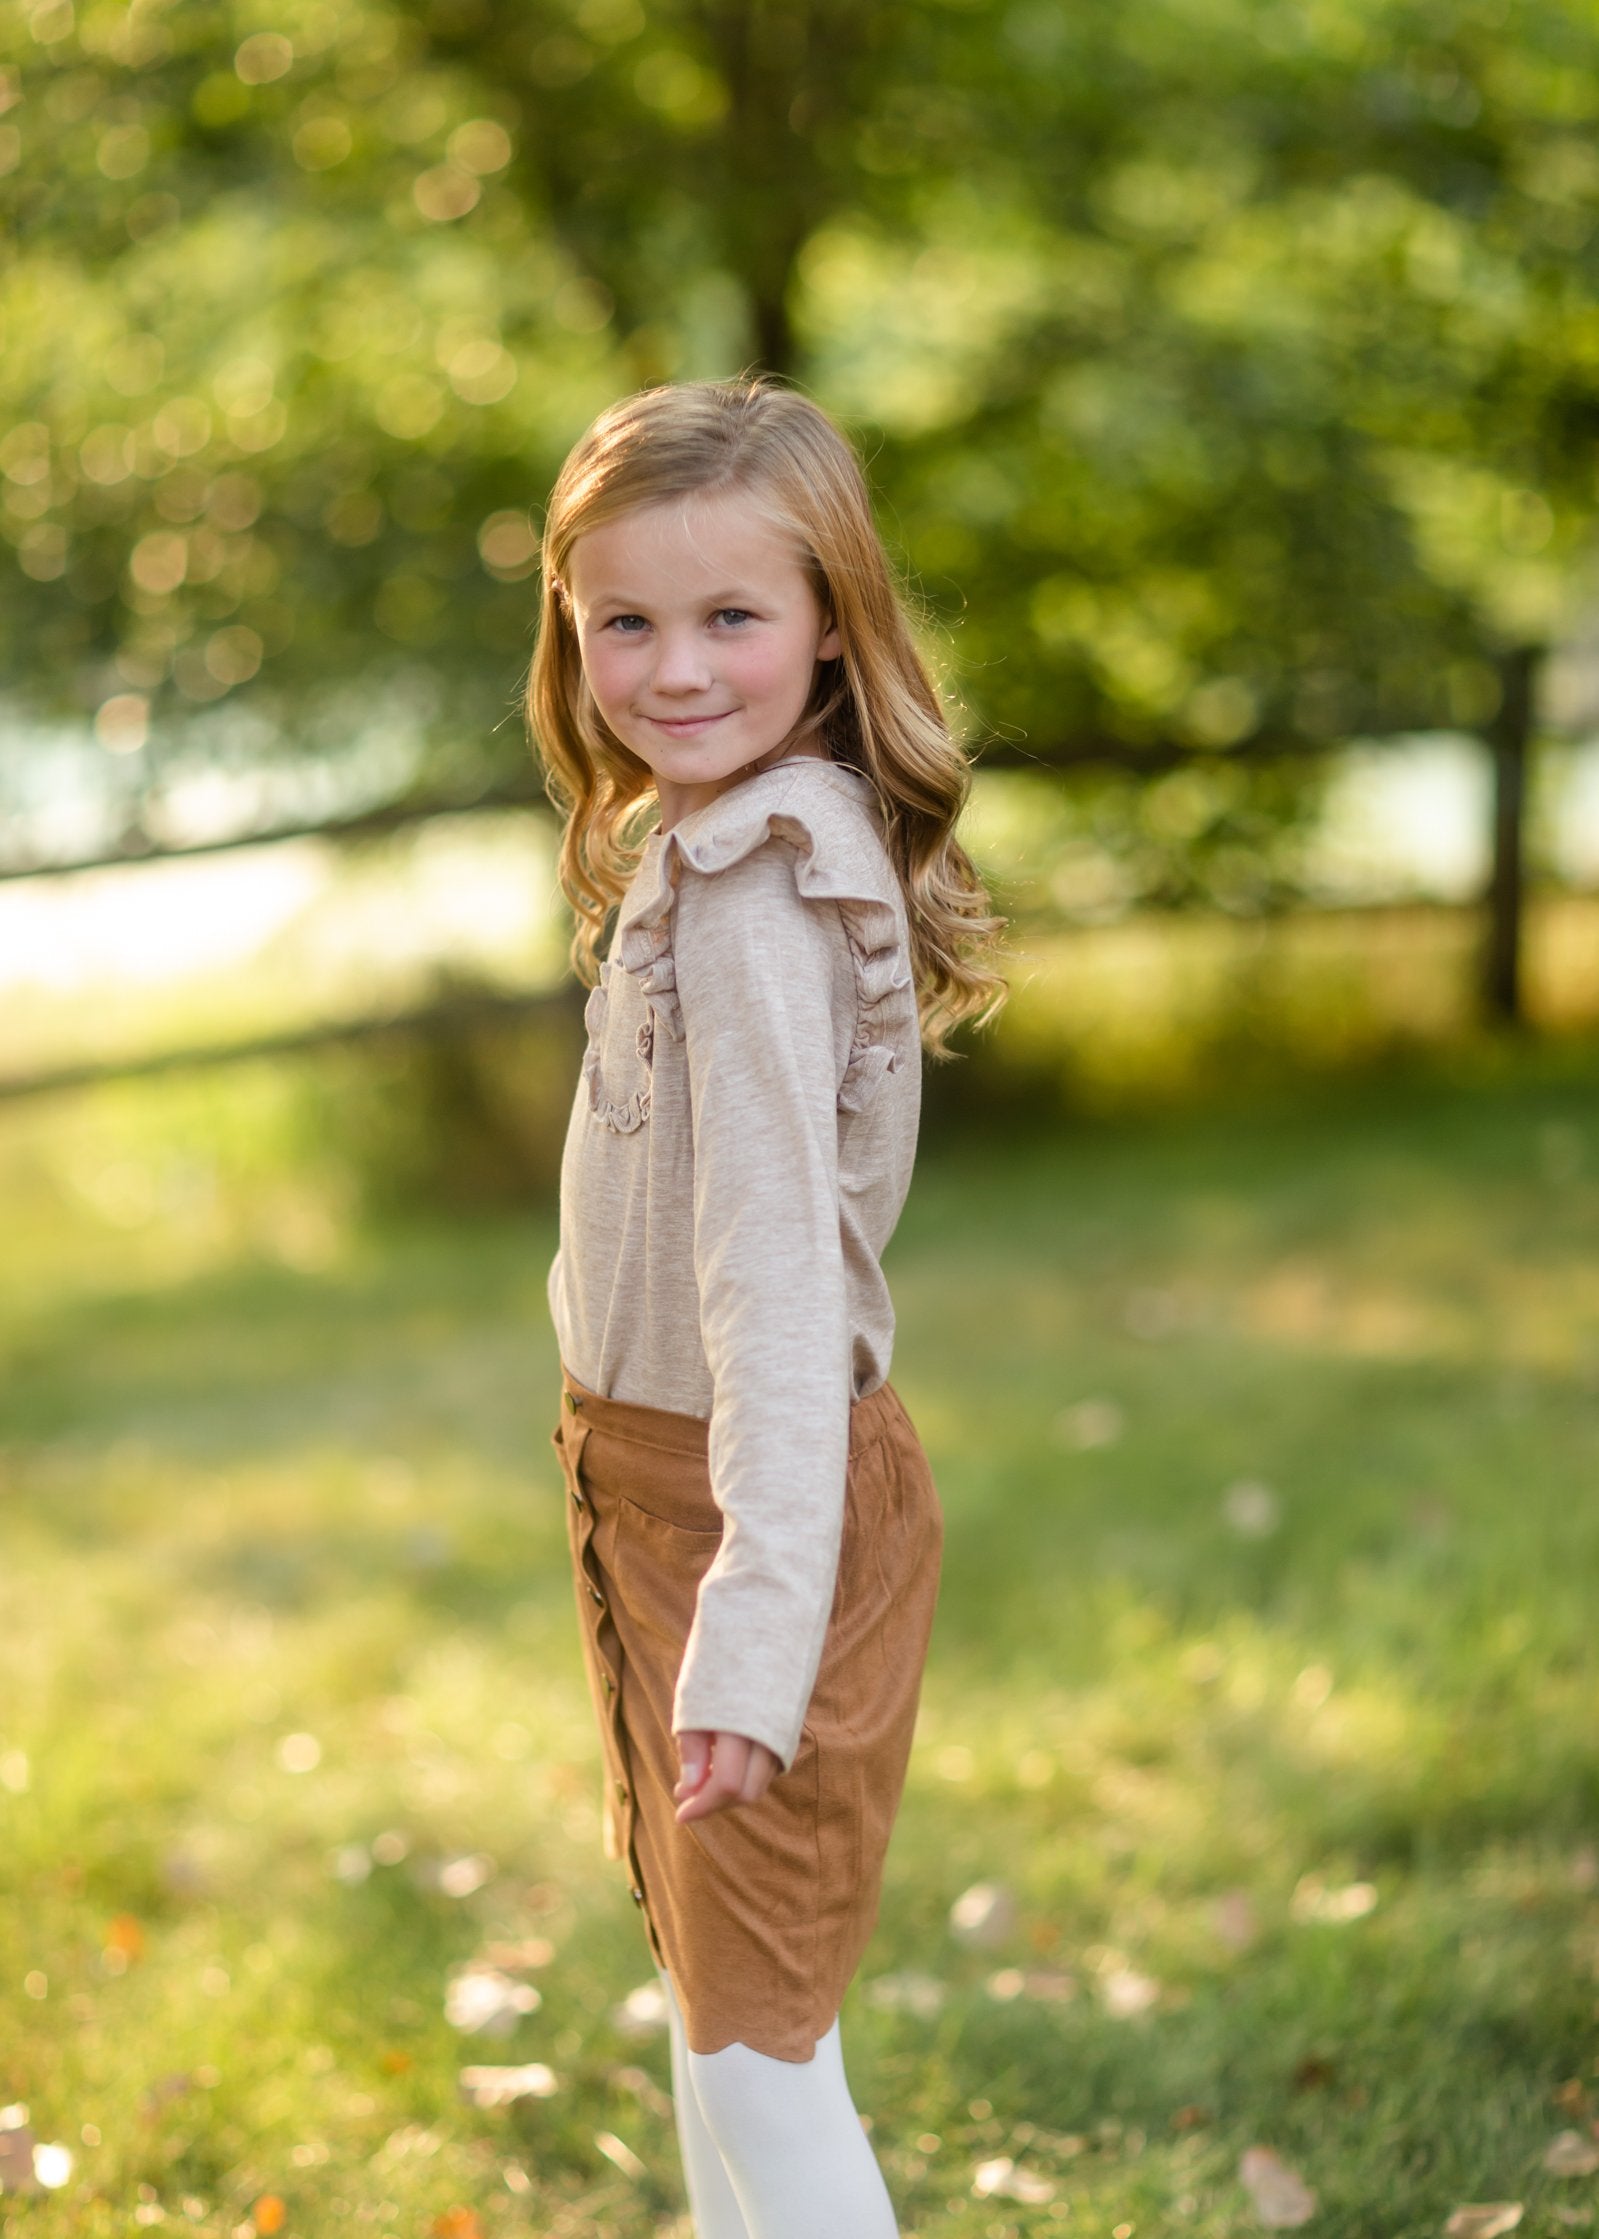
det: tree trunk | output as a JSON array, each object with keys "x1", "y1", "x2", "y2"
[
  {"x1": 750, "y1": 283, "x2": 795, "y2": 378},
  {"x1": 1484, "y1": 643, "x2": 1540, "y2": 1028},
  {"x1": 696, "y1": 0, "x2": 857, "y2": 379}
]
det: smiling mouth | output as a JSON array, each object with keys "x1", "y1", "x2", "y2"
[{"x1": 646, "y1": 710, "x2": 733, "y2": 734}]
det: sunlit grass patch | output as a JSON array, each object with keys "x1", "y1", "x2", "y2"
[{"x1": 1, "y1": 1048, "x2": 1596, "y2": 2235}]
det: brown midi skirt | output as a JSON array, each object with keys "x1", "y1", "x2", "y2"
[{"x1": 550, "y1": 1365, "x2": 944, "y2": 2063}]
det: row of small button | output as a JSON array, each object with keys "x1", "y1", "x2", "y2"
[{"x1": 564, "y1": 1403, "x2": 647, "y2": 1927}]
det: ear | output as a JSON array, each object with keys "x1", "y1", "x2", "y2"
[{"x1": 817, "y1": 612, "x2": 841, "y2": 662}]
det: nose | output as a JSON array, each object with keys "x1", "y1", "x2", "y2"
[{"x1": 650, "y1": 628, "x2": 713, "y2": 697}]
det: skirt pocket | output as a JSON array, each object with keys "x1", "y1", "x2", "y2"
[{"x1": 607, "y1": 1496, "x2": 722, "y2": 1659}]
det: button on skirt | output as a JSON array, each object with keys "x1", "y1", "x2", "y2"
[{"x1": 550, "y1": 1364, "x2": 944, "y2": 2064}]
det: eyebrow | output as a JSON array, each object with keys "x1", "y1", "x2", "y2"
[
  {"x1": 591, "y1": 600, "x2": 761, "y2": 617},
  {"x1": 583, "y1": 585, "x2": 764, "y2": 611}
]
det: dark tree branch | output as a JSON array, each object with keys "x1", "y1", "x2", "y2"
[
  {"x1": 1485, "y1": 643, "x2": 1540, "y2": 1028},
  {"x1": 0, "y1": 985, "x2": 584, "y2": 1104},
  {"x1": 0, "y1": 778, "x2": 552, "y2": 885}
]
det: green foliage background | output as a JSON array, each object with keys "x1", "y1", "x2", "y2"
[{"x1": 5, "y1": 0, "x2": 1599, "y2": 847}]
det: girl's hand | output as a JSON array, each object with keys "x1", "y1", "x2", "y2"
[{"x1": 673, "y1": 1730, "x2": 780, "y2": 1822}]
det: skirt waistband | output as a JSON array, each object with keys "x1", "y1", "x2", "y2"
[{"x1": 559, "y1": 1362, "x2": 903, "y2": 1462}]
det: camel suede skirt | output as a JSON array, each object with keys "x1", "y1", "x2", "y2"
[{"x1": 550, "y1": 1364, "x2": 944, "y2": 2064}]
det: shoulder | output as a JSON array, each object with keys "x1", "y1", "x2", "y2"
[
  {"x1": 616, "y1": 759, "x2": 907, "y2": 986},
  {"x1": 670, "y1": 769, "x2": 878, "y2": 1035},
  {"x1": 667, "y1": 758, "x2": 895, "y2": 903},
  {"x1": 612, "y1": 762, "x2": 919, "y2": 1111}
]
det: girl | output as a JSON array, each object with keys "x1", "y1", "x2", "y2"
[{"x1": 527, "y1": 375, "x2": 1005, "y2": 2239}]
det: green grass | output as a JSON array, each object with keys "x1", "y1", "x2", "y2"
[{"x1": 1, "y1": 1047, "x2": 1597, "y2": 2238}]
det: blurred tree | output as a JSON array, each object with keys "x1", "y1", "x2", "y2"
[{"x1": 2, "y1": 0, "x2": 1597, "y2": 1008}]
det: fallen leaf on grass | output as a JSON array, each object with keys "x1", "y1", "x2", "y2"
[
  {"x1": 1212, "y1": 1890, "x2": 1260, "y2": 1954},
  {"x1": 949, "y1": 1881, "x2": 1017, "y2": 1948},
  {"x1": 253, "y1": 2195, "x2": 287, "y2": 2234},
  {"x1": 375, "y1": 2124, "x2": 443, "y2": 2166},
  {"x1": 1290, "y1": 1875, "x2": 1378, "y2": 1924},
  {"x1": 1239, "y1": 2146, "x2": 1317, "y2": 2227},
  {"x1": 431, "y1": 2212, "x2": 482, "y2": 2239},
  {"x1": 0, "y1": 2119, "x2": 68, "y2": 2196},
  {"x1": 1054, "y1": 1397, "x2": 1125, "y2": 1451},
  {"x1": 1099, "y1": 1966, "x2": 1161, "y2": 2018},
  {"x1": 1171, "y1": 2106, "x2": 1211, "y2": 2132},
  {"x1": 32, "y1": 2143, "x2": 72, "y2": 2189},
  {"x1": 1553, "y1": 2081, "x2": 1591, "y2": 2118},
  {"x1": 611, "y1": 2065, "x2": 675, "y2": 2120},
  {"x1": 985, "y1": 1966, "x2": 1077, "y2": 2003},
  {"x1": 161, "y1": 1847, "x2": 207, "y2": 1897},
  {"x1": 863, "y1": 1971, "x2": 947, "y2": 2018},
  {"x1": 972, "y1": 2155, "x2": 1055, "y2": 2204},
  {"x1": 595, "y1": 2130, "x2": 646, "y2": 2179},
  {"x1": 458, "y1": 2064, "x2": 559, "y2": 2108},
  {"x1": 1126, "y1": 1287, "x2": 1185, "y2": 1340},
  {"x1": 0, "y1": 2124, "x2": 38, "y2": 2195},
  {"x1": 1292, "y1": 2056, "x2": 1338, "y2": 2093},
  {"x1": 1545, "y1": 2132, "x2": 1599, "y2": 2178},
  {"x1": 105, "y1": 1913, "x2": 146, "y2": 1963},
  {"x1": 610, "y1": 1980, "x2": 669, "y2": 2037},
  {"x1": 141, "y1": 2072, "x2": 196, "y2": 2118},
  {"x1": 479, "y1": 1938, "x2": 555, "y2": 1971},
  {"x1": 438, "y1": 1854, "x2": 496, "y2": 1899},
  {"x1": 1222, "y1": 1480, "x2": 1280, "y2": 1537},
  {"x1": 444, "y1": 1965, "x2": 540, "y2": 2036},
  {"x1": 1444, "y1": 2207, "x2": 1523, "y2": 2238},
  {"x1": 277, "y1": 1731, "x2": 321, "y2": 1773}
]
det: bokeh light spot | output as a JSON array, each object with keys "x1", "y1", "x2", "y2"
[{"x1": 236, "y1": 33, "x2": 294, "y2": 84}]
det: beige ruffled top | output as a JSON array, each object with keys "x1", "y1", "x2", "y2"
[{"x1": 546, "y1": 754, "x2": 923, "y2": 1773}]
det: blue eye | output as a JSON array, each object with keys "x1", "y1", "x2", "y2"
[
  {"x1": 715, "y1": 608, "x2": 754, "y2": 627},
  {"x1": 606, "y1": 613, "x2": 649, "y2": 633}
]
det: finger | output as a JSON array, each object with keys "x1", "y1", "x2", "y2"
[
  {"x1": 673, "y1": 1732, "x2": 711, "y2": 1798},
  {"x1": 672, "y1": 1734, "x2": 783, "y2": 1821},
  {"x1": 739, "y1": 1746, "x2": 774, "y2": 1803},
  {"x1": 676, "y1": 1736, "x2": 749, "y2": 1821},
  {"x1": 675, "y1": 1770, "x2": 737, "y2": 1823},
  {"x1": 702, "y1": 1735, "x2": 749, "y2": 1801}
]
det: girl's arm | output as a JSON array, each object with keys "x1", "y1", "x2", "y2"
[{"x1": 670, "y1": 833, "x2": 854, "y2": 1787}]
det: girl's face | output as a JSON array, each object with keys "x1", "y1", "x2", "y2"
[{"x1": 561, "y1": 485, "x2": 841, "y2": 830}]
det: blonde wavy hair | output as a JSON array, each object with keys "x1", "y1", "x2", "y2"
[{"x1": 524, "y1": 374, "x2": 1007, "y2": 1055}]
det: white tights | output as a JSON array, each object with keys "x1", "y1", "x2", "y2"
[{"x1": 652, "y1": 1960, "x2": 899, "y2": 2239}]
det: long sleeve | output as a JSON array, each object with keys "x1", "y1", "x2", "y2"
[{"x1": 668, "y1": 836, "x2": 853, "y2": 1775}]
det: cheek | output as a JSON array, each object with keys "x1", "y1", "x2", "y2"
[
  {"x1": 727, "y1": 630, "x2": 818, "y2": 703},
  {"x1": 579, "y1": 637, "x2": 634, "y2": 714}
]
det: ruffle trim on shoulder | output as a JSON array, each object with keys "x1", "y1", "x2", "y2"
[
  {"x1": 614, "y1": 767, "x2": 914, "y2": 1115},
  {"x1": 581, "y1": 978, "x2": 652, "y2": 1134}
]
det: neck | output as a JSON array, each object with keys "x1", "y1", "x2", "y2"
[{"x1": 654, "y1": 747, "x2": 832, "y2": 834}]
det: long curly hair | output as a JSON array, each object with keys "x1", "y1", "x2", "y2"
[{"x1": 524, "y1": 374, "x2": 1006, "y2": 1055}]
